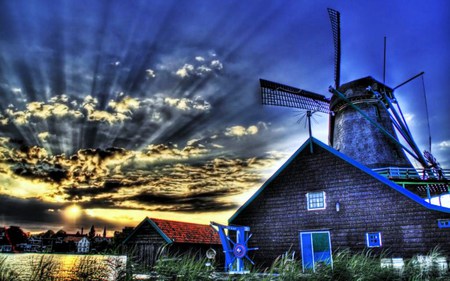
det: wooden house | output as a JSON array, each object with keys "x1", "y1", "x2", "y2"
[
  {"x1": 229, "y1": 137, "x2": 450, "y2": 270},
  {"x1": 123, "y1": 217, "x2": 221, "y2": 269}
]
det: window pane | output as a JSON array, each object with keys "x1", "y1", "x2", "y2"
[
  {"x1": 307, "y1": 192, "x2": 325, "y2": 209},
  {"x1": 312, "y1": 232, "x2": 330, "y2": 252}
]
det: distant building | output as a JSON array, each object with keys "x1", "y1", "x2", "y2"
[
  {"x1": 123, "y1": 217, "x2": 221, "y2": 269},
  {"x1": 77, "y1": 237, "x2": 90, "y2": 253},
  {"x1": 0, "y1": 227, "x2": 12, "y2": 253},
  {"x1": 230, "y1": 138, "x2": 450, "y2": 270},
  {"x1": 0, "y1": 245, "x2": 12, "y2": 253}
]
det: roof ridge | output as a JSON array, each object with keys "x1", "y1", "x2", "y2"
[{"x1": 150, "y1": 217, "x2": 211, "y2": 226}]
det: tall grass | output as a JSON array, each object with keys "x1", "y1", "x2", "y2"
[
  {"x1": 0, "y1": 248, "x2": 448, "y2": 280},
  {"x1": 0, "y1": 256, "x2": 20, "y2": 281},
  {"x1": 228, "y1": 248, "x2": 449, "y2": 281},
  {"x1": 313, "y1": 249, "x2": 399, "y2": 281},
  {"x1": 153, "y1": 252, "x2": 215, "y2": 280},
  {"x1": 402, "y1": 247, "x2": 450, "y2": 281},
  {"x1": 28, "y1": 255, "x2": 59, "y2": 281}
]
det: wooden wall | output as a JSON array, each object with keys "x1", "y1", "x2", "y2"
[{"x1": 124, "y1": 221, "x2": 166, "y2": 269}]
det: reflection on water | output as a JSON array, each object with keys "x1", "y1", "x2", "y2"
[{"x1": 0, "y1": 253, "x2": 127, "y2": 280}]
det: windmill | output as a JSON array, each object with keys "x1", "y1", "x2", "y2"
[
  {"x1": 260, "y1": 8, "x2": 450, "y2": 203},
  {"x1": 260, "y1": 8, "x2": 432, "y2": 170}
]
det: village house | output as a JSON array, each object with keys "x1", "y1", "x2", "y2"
[
  {"x1": 0, "y1": 227, "x2": 12, "y2": 253},
  {"x1": 123, "y1": 217, "x2": 221, "y2": 269},
  {"x1": 77, "y1": 237, "x2": 90, "y2": 253},
  {"x1": 61, "y1": 235, "x2": 84, "y2": 253},
  {"x1": 229, "y1": 138, "x2": 450, "y2": 270}
]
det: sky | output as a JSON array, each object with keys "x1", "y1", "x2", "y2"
[{"x1": 0, "y1": 0, "x2": 449, "y2": 235}]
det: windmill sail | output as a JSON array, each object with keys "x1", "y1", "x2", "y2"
[
  {"x1": 327, "y1": 8, "x2": 341, "y2": 89},
  {"x1": 260, "y1": 79, "x2": 330, "y2": 113}
]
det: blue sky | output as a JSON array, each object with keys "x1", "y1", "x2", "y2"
[{"x1": 0, "y1": 0, "x2": 448, "y2": 233}]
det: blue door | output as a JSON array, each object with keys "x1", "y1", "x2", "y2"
[{"x1": 300, "y1": 231, "x2": 332, "y2": 272}]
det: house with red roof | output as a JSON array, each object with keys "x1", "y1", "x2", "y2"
[{"x1": 123, "y1": 217, "x2": 221, "y2": 269}]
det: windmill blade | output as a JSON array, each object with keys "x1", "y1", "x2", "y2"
[
  {"x1": 327, "y1": 8, "x2": 341, "y2": 89},
  {"x1": 260, "y1": 79, "x2": 330, "y2": 114}
]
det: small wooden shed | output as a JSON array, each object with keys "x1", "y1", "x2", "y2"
[{"x1": 123, "y1": 217, "x2": 221, "y2": 269}]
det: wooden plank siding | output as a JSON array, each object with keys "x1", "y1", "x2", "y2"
[
  {"x1": 230, "y1": 139, "x2": 450, "y2": 266},
  {"x1": 124, "y1": 221, "x2": 166, "y2": 269}
]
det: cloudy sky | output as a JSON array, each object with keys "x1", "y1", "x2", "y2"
[{"x1": 0, "y1": 0, "x2": 449, "y2": 234}]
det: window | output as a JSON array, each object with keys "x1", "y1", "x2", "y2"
[
  {"x1": 307, "y1": 192, "x2": 326, "y2": 210},
  {"x1": 366, "y1": 232, "x2": 382, "y2": 247},
  {"x1": 438, "y1": 219, "x2": 450, "y2": 228}
]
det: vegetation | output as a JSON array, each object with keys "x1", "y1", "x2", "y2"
[
  {"x1": 0, "y1": 256, "x2": 20, "y2": 281},
  {"x1": 28, "y1": 255, "x2": 59, "y2": 281},
  {"x1": 154, "y1": 255, "x2": 215, "y2": 281},
  {"x1": 0, "y1": 248, "x2": 448, "y2": 280}
]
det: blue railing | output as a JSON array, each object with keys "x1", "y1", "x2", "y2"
[{"x1": 373, "y1": 167, "x2": 450, "y2": 181}]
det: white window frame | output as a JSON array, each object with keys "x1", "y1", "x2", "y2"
[{"x1": 306, "y1": 191, "x2": 326, "y2": 210}]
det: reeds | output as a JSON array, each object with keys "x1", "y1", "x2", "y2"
[
  {"x1": 0, "y1": 248, "x2": 448, "y2": 280},
  {"x1": 0, "y1": 256, "x2": 20, "y2": 281},
  {"x1": 29, "y1": 255, "x2": 59, "y2": 281},
  {"x1": 153, "y1": 253, "x2": 215, "y2": 281}
]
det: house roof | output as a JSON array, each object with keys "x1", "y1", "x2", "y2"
[
  {"x1": 63, "y1": 236, "x2": 84, "y2": 243},
  {"x1": 123, "y1": 217, "x2": 221, "y2": 245},
  {"x1": 229, "y1": 137, "x2": 450, "y2": 223}
]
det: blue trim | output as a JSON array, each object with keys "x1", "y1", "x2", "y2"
[
  {"x1": 229, "y1": 137, "x2": 450, "y2": 224},
  {"x1": 122, "y1": 217, "x2": 173, "y2": 244}
]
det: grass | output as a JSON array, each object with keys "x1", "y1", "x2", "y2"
[
  {"x1": 153, "y1": 252, "x2": 215, "y2": 281},
  {"x1": 151, "y1": 248, "x2": 449, "y2": 281},
  {"x1": 0, "y1": 248, "x2": 448, "y2": 280},
  {"x1": 0, "y1": 256, "x2": 20, "y2": 281},
  {"x1": 0, "y1": 254, "x2": 128, "y2": 281},
  {"x1": 28, "y1": 255, "x2": 59, "y2": 281}
]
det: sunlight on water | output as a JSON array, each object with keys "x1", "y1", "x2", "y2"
[{"x1": 0, "y1": 253, "x2": 126, "y2": 280}]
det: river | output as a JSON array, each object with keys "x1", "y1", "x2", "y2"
[{"x1": 0, "y1": 253, "x2": 127, "y2": 280}]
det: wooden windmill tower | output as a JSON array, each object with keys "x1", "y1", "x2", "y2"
[{"x1": 260, "y1": 8, "x2": 431, "y2": 170}]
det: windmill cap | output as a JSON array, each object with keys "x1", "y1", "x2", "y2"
[{"x1": 330, "y1": 76, "x2": 394, "y2": 108}]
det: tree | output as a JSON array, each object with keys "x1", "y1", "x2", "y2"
[
  {"x1": 42, "y1": 229, "x2": 55, "y2": 238},
  {"x1": 6, "y1": 226, "x2": 27, "y2": 245},
  {"x1": 88, "y1": 225, "x2": 95, "y2": 239},
  {"x1": 55, "y1": 229, "x2": 67, "y2": 237}
]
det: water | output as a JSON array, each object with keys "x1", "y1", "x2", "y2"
[{"x1": 0, "y1": 253, "x2": 127, "y2": 280}]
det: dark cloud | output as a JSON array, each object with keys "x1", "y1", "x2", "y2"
[
  {"x1": 0, "y1": 195, "x2": 63, "y2": 225},
  {"x1": 129, "y1": 189, "x2": 240, "y2": 213},
  {"x1": 0, "y1": 194, "x2": 126, "y2": 232},
  {"x1": 64, "y1": 184, "x2": 121, "y2": 200},
  {"x1": 12, "y1": 161, "x2": 67, "y2": 183}
]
